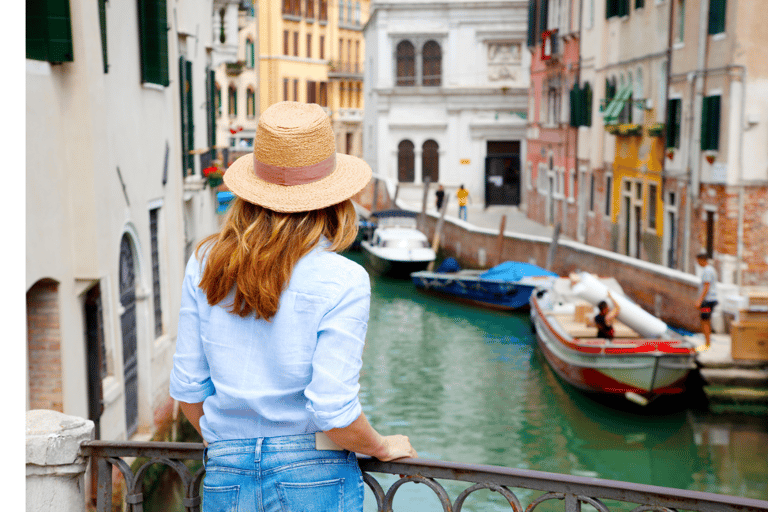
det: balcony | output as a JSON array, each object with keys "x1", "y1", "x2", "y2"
[
  {"x1": 77, "y1": 440, "x2": 767, "y2": 512},
  {"x1": 336, "y1": 107, "x2": 363, "y2": 123},
  {"x1": 328, "y1": 60, "x2": 364, "y2": 80}
]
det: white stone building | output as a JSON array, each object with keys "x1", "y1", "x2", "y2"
[
  {"x1": 363, "y1": 0, "x2": 530, "y2": 210},
  {"x1": 26, "y1": 0, "x2": 242, "y2": 443}
]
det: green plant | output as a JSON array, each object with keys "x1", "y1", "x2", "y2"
[{"x1": 648, "y1": 122, "x2": 665, "y2": 137}]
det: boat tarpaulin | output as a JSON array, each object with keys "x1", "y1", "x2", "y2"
[{"x1": 479, "y1": 261, "x2": 557, "y2": 281}]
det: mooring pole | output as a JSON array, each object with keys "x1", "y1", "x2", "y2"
[
  {"x1": 427, "y1": 196, "x2": 449, "y2": 271},
  {"x1": 495, "y1": 214, "x2": 507, "y2": 266}
]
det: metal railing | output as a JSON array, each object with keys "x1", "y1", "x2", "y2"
[{"x1": 80, "y1": 440, "x2": 768, "y2": 512}]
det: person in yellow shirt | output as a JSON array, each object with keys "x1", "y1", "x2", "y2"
[{"x1": 457, "y1": 184, "x2": 471, "y2": 220}]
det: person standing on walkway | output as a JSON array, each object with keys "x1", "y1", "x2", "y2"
[
  {"x1": 435, "y1": 184, "x2": 445, "y2": 211},
  {"x1": 457, "y1": 184, "x2": 471, "y2": 220},
  {"x1": 695, "y1": 252, "x2": 718, "y2": 351},
  {"x1": 170, "y1": 102, "x2": 416, "y2": 512}
]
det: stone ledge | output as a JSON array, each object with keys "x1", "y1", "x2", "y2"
[{"x1": 26, "y1": 410, "x2": 94, "y2": 467}]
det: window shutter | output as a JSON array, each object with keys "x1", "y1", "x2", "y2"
[
  {"x1": 98, "y1": 0, "x2": 108, "y2": 72},
  {"x1": 179, "y1": 57, "x2": 189, "y2": 177},
  {"x1": 207, "y1": 68, "x2": 216, "y2": 148},
  {"x1": 538, "y1": 0, "x2": 548, "y2": 36},
  {"x1": 702, "y1": 95, "x2": 720, "y2": 150},
  {"x1": 635, "y1": 0, "x2": 644, "y2": 8},
  {"x1": 527, "y1": 0, "x2": 537, "y2": 48},
  {"x1": 708, "y1": 0, "x2": 726, "y2": 34},
  {"x1": 667, "y1": 98, "x2": 681, "y2": 148},
  {"x1": 26, "y1": 0, "x2": 75, "y2": 62},
  {"x1": 186, "y1": 60, "x2": 194, "y2": 167},
  {"x1": 569, "y1": 84, "x2": 579, "y2": 127},
  {"x1": 138, "y1": 0, "x2": 170, "y2": 86},
  {"x1": 583, "y1": 82, "x2": 592, "y2": 126},
  {"x1": 618, "y1": 0, "x2": 630, "y2": 16}
]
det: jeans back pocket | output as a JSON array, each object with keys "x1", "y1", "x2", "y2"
[
  {"x1": 276, "y1": 478, "x2": 344, "y2": 512},
  {"x1": 203, "y1": 484, "x2": 240, "y2": 512}
]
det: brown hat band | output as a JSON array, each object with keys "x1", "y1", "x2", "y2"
[{"x1": 253, "y1": 153, "x2": 336, "y2": 186}]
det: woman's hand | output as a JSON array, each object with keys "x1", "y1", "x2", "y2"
[{"x1": 379, "y1": 435, "x2": 418, "y2": 461}]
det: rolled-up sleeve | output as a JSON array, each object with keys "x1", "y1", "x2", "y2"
[
  {"x1": 305, "y1": 265, "x2": 370, "y2": 431},
  {"x1": 170, "y1": 255, "x2": 215, "y2": 403}
]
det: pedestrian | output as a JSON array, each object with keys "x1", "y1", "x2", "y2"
[
  {"x1": 695, "y1": 252, "x2": 718, "y2": 351},
  {"x1": 594, "y1": 291, "x2": 620, "y2": 340},
  {"x1": 435, "y1": 184, "x2": 445, "y2": 211},
  {"x1": 457, "y1": 184, "x2": 471, "y2": 220},
  {"x1": 170, "y1": 102, "x2": 417, "y2": 512}
]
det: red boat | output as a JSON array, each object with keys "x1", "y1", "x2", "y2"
[{"x1": 529, "y1": 280, "x2": 697, "y2": 405}]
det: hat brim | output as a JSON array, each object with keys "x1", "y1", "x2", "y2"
[{"x1": 223, "y1": 153, "x2": 372, "y2": 213}]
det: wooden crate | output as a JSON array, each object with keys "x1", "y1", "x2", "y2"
[
  {"x1": 574, "y1": 303, "x2": 594, "y2": 324},
  {"x1": 731, "y1": 321, "x2": 768, "y2": 361},
  {"x1": 739, "y1": 309, "x2": 768, "y2": 324},
  {"x1": 747, "y1": 291, "x2": 768, "y2": 308}
]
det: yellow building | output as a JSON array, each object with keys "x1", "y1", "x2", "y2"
[{"x1": 258, "y1": 0, "x2": 368, "y2": 157}]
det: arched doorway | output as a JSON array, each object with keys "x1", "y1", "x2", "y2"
[
  {"x1": 27, "y1": 279, "x2": 63, "y2": 412},
  {"x1": 119, "y1": 234, "x2": 139, "y2": 437}
]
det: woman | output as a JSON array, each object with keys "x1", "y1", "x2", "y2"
[{"x1": 170, "y1": 102, "x2": 417, "y2": 512}]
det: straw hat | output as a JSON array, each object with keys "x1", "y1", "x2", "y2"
[{"x1": 223, "y1": 101, "x2": 372, "y2": 213}]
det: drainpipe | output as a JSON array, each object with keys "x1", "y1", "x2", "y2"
[
  {"x1": 734, "y1": 65, "x2": 747, "y2": 289},
  {"x1": 682, "y1": 0, "x2": 711, "y2": 274},
  {"x1": 661, "y1": 0, "x2": 673, "y2": 264}
]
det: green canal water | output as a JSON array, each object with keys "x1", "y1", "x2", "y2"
[{"x1": 350, "y1": 252, "x2": 768, "y2": 511}]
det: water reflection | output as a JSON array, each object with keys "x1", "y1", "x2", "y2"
[{"x1": 352, "y1": 255, "x2": 768, "y2": 510}]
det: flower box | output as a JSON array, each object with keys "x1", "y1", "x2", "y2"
[
  {"x1": 648, "y1": 122, "x2": 665, "y2": 137},
  {"x1": 616, "y1": 123, "x2": 642, "y2": 137}
]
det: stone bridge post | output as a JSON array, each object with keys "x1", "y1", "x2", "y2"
[{"x1": 26, "y1": 410, "x2": 95, "y2": 512}]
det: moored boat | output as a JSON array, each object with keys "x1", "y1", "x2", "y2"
[
  {"x1": 411, "y1": 259, "x2": 557, "y2": 311},
  {"x1": 529, "y1": 276, "x2": 697, "y2": 405},
  {"x1": 360, "y1": 210, "x2": 436, "y2": 278}
]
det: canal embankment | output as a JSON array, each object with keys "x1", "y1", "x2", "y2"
[{"x1": 351, "y1": 177, "x2": 768, "y2": 412}]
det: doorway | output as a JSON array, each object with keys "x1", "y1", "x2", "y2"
[
  {"x1": 119, "y1": 234, "x2": 139, "y2": 437},
  {"x1": 485, "y1": 141, "x2": 520, "y2": 206}
]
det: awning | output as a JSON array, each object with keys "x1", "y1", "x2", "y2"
[{"x1": 603, "y1": 84, "x2": 633, "y2": 125}]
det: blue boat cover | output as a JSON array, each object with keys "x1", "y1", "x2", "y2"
[
  {"x1": 479, "y1": 261, "x2": 557, "y2": 281},
  {"x1": 435, "y1": 257, "x2": 461, "y2": 273}
]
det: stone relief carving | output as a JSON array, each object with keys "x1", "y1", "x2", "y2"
[{"x1": 488, "y1": 43, "x2": 520, "y2": 81}]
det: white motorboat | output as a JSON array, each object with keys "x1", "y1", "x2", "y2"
[{"x1": 360, "y1": 210, "x2": 436, "y2": 278}]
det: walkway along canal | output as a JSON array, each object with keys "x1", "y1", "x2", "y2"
[{"x1": 350, "y1": 251, "x2": 768, "y2": 510}]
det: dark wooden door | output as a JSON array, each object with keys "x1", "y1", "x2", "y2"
[{"x1": 119, "y1": 235, "x2": 139, "y2": 437}]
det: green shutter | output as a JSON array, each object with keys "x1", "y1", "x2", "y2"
[
  {"x1": 138, "y1": 0, "x2": 169, "y2": 86},
  {"x1": 667, "y1": 98, "x2": 681, "y2": 148},
  {"x1": 538, "y1": 0, "x2": 548, "y2": 39},
  {"x1": 186, "y1": 60, "x2": 195, "y2": 170},
  {"x1": 570, "y1": 84, "x2": 578, "y2": 127},
  {"x1": 98, "y1": 0, "x2": 108, "y2": 72},
  {"x1": 527, "y1": 0, "x2": 537, "y2": 48},
  {"x1": 207, "y1": 68, "x2": 217, "y2": 149},
  {"x1": 635, "y1": 0, "x2": 644, "y2": 8},
  {"x1": 179, "y1": 57, "x2": 189, "y2": 177},
  {"x1": 583, "y1": 82, "x2": 592, "y2": 126},
  {"x1": 702, "y1": 95, "x2": 720, "y2": 151},
  {"x1": 708, "y1": 0, "x2": 726, "y2": 34},
  {"x1": 26, "y1": 0, "x2": 74, "y2": 62}
]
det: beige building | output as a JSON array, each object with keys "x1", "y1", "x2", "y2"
[
  {"x1": 26, "y1": 0, "x2": 241, "y2": 443},
  {"x1": 258, "y1": 0, "x2": 368, "y2": 157}
]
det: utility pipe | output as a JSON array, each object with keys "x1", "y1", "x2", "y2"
[{"x1": 734, "y1": 65, "x2": 747, "y2": 289}]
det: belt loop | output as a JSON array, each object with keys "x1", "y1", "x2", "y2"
[
  {"x1": 202, "y1": 446, "x2": 208, "y2": 469},
  {"x1": 254, "y1": 438, "x2": 263, "y2": 463}
]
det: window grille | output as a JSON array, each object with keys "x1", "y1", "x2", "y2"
[
  {"x1": 398, "y1": 140, "x2": 415, "y2": 182},
  {"x1": 422, "y1": 41, "x2": 442, "y2": 86},
  {"x1": 396, "y1": 41, "x2": 415, "y2": 86},
  {"x1": 149, "y1": 209, "x2": 163, "y2": 338}
]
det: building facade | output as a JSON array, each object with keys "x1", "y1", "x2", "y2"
[
  {"x1": 526, "y1": 0, "x2": 768, "y2": 286},
  {"x1": 258, "y1": 0, "x2": 368, "y2": 157},
  {"x1": 26, "y1": 0, "x2": 241, "y2": 442},
  {"x1": 363, "y1": 0, "x2": 530, "y2": 210}
]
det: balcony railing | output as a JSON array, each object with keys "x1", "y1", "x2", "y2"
[{"x1": 80, "y1": 440, "x2": 768, "y2": 512}]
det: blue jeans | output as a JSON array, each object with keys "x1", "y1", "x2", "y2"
[
  {"x1": 202, "y1": 434, "x2": 364, "y2": 512},
  {"x1": 459, "y1": 205, "x2": 467, "y2": 221}
]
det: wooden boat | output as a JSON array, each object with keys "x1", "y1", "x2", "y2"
[
  {"x1": 360, "y1": 210, "x2": 436, "y2": 278},
  {"x1": 411, "y1": 259, "x2": 558, "y2": 311},
  {"x1": 529, "y1": 276, "x2": 697, "y2": 404}
]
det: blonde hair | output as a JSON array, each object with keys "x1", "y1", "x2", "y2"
[{"x1": 195, "y1": 198, "x2": 358, "y2": 320}]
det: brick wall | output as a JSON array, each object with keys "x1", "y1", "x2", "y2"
[{"x1": 27, "y1": 279, "x2": 63, "y2": 412}]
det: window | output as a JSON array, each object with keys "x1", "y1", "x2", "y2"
[
  {"x1": 618, "y1": 73, "x2": 632, "y2": 124},
  {"x1": 570, "y1": 82, "x2": 592, "y2": 126},
  {"x1": 136, "y1": 0, "x2": 170, "y2": 85},
  {"x1": 701, "y1": 95, "x2": 721, "y2": 151},
  {"x1": 606, "y1": 0, "x2": 629, "y2": 17},
  {"x1": 355, "y1": 40, "x2": 360, "y2": 72},
  {"x1": 284, "y1": 30, "x2": 289, "y2": 55},
  {"x1": 422, "y1": 140, "x2": 439, "y2": 183},
  {"x1": 705, "y1": 210, "x2": 715, "y2": 258},
  {"x1": 676, "y1": 0, "x2": 685, "y2": 42},
  {"x1": 422, "y1": 40, "x2": 442, "y2": 86},
  {"x1": 666, "y1": 98, "x2": 681, "y2": 148},
  {"x1": 283, "y1": 78, "x2": 290, "y2": 101},
  {"x1": 547, "y1": 85, "x2": 560, "y2": 124},
  {"x1": 589, "y1": 174, "x2": 596, "y2": 211},
  {"x1": 708, "y1": 0, "x2": 726, "y2": 34},
  {"x1": 293, "y1": 31, "x2": 299, "y2": 56},
  {"x1": 215, "y1": 82, "x2": 222, "y2": 118},
  {"x1": 320, "y1": 35, "x2": 325, "y2": 59},
  {"x1": 320, "y1": 0, "x2": 328, "y2": 20},
  {"x1": 283, "y1": 0, "x2": 300, "y2": 15},
  {"x1": 635, "y1": 0, "x2": 644, "y2": 7},
  {"x1": 307, "y1": 34, "x2": 312, "y2": 58},
  {"x1": 179, "y1": 57, "x2": 194, "y2": 176},
  {"x1": 319, "y1": 82, "x2": 328, "y2": 106},
  {"x1": 338, "y1": 0, "x2": 344, "y2": 22},
  {"x1": 355, "y1": 2, "x2": 361, "y2": 24},
  {"x1": 149, "y1": 208, "x2": 163, "y2": 338},
  {"x1": 396, "y1": 40, "x2": 415, "y2": 86},
  {"x1": 648, "y1": 183, "x2": 658, "y2": 230},
  {"x1": 347, "y1": 0, "x2": 353, "y2": 23},
  {"x1": 306, "y1": 0, "x2": 315, "y2": 18},
  {"x1": 26, "y1": 0, "x2": 75, "y2": 62},
  {"x1": 228, "y1": 84, "x2": 237, "y2": 116},
  {"x1": 207, "y1": 68, "x2": 217, "y2": 149},
  {"x1": 398, "y1": 140, "x2": 415, "y2": 182},
  {"x1": 605, "y1": 175, "x2": 612, "y2": 217},
  {"x1": 293, "y1": 79, "x2": 299, "y2": 101},
  {"x1": 307, "y1": 80, "x2": 317, "y2": 103},
  {"x1": 246, "y1": 38, "x2": 255, "y2": 67},
  {"x1": 246, "y1": 87, "x2": 256, "y2": 118}
]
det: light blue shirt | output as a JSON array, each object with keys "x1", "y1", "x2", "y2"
[
  {"x1": 169, "y1": 240, "x2": 371, "y2": 442},
  {"x1": 700, "y1": 264, "x2": 718, "y2": 302}
]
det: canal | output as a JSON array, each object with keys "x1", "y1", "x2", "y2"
[{"x1": 348, "y1": 252, "x2": 768, "y2": 511}]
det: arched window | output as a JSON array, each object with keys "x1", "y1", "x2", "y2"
[
  {"x1": 396, "y1": 41, "x2": 415, "y2": 86},
  {"x1": 246, "y1": 38, "x2": 255, "y2": 68},
  {"x1": 422, "y1": 40, "x2": 441, "y2": 86},
  {"x1": 228, "y1": 84, "x2": 237, "y2": 116},
  {"x1": 246, "y1": 87, "x2": 256, "y2": 118},
  {"x1": 422, "y1": 140, "x2": 439, "y2": 183},
  {"x1": 398, "y1": 140, "x2": 415, "y2": 182}
]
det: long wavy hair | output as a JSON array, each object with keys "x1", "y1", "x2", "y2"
[{"x1": 195, "y1": 197, "x2": 358, "y2": 320}]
